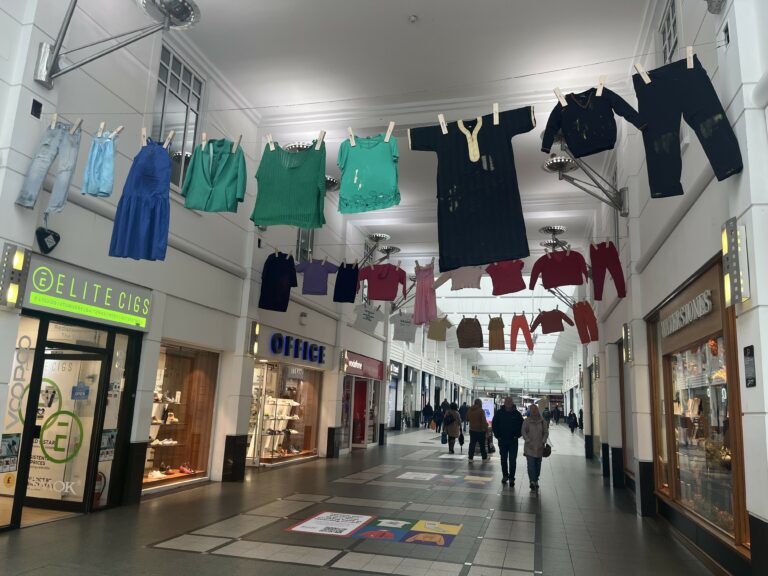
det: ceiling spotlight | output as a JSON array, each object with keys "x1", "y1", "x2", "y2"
[
  {"x1": 137, "y1": 0, "x2": 201, "y2": 29},
  {"x1": 539, "y1": 225, "x2": 567, "y2": 236},
  {"x1": 367, "y1": 233, "x2": 391, "y2": 243},
  {"x1": 378, "y1": 245, "x2": 401, "y2": 256},
  {"x1": 542, "y1": 153, "x2": 577, "y2": 174}
]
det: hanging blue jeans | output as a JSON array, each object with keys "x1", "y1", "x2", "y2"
[
  {"x1": 16, "y1": 122, "x2": 82, "y2": 214},
  {"x1": 82, "y1": 134, "x2": 117, "y2": 197}
]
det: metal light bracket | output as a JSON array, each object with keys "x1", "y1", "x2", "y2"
[
  {"x1": 33, "y1": 0, "x2": 199, "y2": 89},
  {"x1": 558, "y1": 149, "x2": 628, "y2": 216}
]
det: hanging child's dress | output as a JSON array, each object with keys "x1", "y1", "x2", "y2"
[
  {"x1": 109, "y1": 139, "x2": 171, "y2": 261},
  {"x1": 413, "y1": 261, "x2": 437, "y2": 325}
]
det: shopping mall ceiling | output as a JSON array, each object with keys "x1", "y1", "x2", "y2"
[{"x1": 184, "y1": 0, "x2": 653, "y2": 387}]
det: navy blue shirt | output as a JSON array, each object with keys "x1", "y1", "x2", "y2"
[
  {"x1": 333, "y1": 263, "x2": 359, "y2": 303},
  {"x1": 542, "y1": 88, "x2": 646, "y2": 158},
  {"x1": 258, "y1": 252, "x2": 297, "y2": 312}
]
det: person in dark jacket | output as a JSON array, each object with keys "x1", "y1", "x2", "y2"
[
  {"x1": 459, "y1": 402, "x2": 469, "y2": 431},
  {"x1": 542, "y1": 406, "x2": 551, "y2": 424},
  {"x1": 467, "y1": 399, "x2": 489, "y2": 461},
  {"x1": 492, "y1": 397, "x2": 524, "y2": 485},
  {"x1": 443, "y1": 402, "x2": 462, "y2": 453},
  {"x1": 578, "y1": 408, "x2": 584, "y2": 430},
  {"x1": 422, "y1": 402, "x2": 434, "y2": 428},
  {"x1": 568, "y1": 409, "x2": 578, "y2": 433},
  {"x1": 434, "y1": 402, "x2": 445, "y2": 433},
  {"x1": 553, "y1": 406, "x2": 561, "y2": 425}
]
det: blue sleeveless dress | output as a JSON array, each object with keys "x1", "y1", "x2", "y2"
[{"x1": 109, "y1": 139, "x2": 171, "y2": 261}]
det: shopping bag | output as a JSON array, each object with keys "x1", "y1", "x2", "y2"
[
  {"x1": 441, "y1": 431, "x2": 448, "y2": 445},
  {"x1": 430, "y1": 420, "x2": 436, "y2": 430}
]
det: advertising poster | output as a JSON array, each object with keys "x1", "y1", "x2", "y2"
[
  {"x1": 99, "y1": 429, "x2": 117, "y2": 462},
  {"x1": 353, "y1": 518, "x2": 413, "y2": 541},
  {"x1": 290, "y1": 512, "x2": 373, "y2": 536},
  {"x1": 480, "y1": 397, "x2": 495, "y2": 423},
  {"x1": 396, "y1": 472, "x2": 436, "y2": 481},
  {"x1": 0, "y1": 434, "x2": 20, "y2": 472}
]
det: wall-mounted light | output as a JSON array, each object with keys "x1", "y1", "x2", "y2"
[
  {"x1": 248, "y1": 321, "x2": 260, "y2": 357},
  {"x1": 593, "y1": 354, "x2": 600, "y2": 379},
  {"x1": 722, "y1": 217, "x2": 750, "y2": 307},
  {"x1": 622, "y1": 323, "x2": 633, "y2": 364},
  {"x1": 0, "y1": 243, "x2": 30, "y2": 310}
]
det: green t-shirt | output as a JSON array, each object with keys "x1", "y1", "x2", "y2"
[
  {"x1": 337, "y1": 134, "x2": 400, "y2": 213},
  {"x1": 181, "y1": 139, "x2": 247, "y2": 213},
  {"x1": 252, "y1": 142, "x2": 326, "y2": 229}
]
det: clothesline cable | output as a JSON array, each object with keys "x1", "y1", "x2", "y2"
[{"x1": 45, "y1": 40, "x2": 725, "y2": 117}]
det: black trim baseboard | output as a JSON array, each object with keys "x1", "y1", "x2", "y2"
[
  {"x1": 123, "y1": 441, "x2": 148, "y2": 505},
  {"x1": 326, "y1": 427, "x2": 341, "y2": 458},
  {"x1": 658, "y1": 499, "x2": 750, "y2": 575},
  {"x1": 638, "y1": 460, "x2": 655, "y2": 517},
  {"x1": 749, "y1": 513, "x2": 767, "y2": 575},
  {"x1": 611, "y1": 447, "x2": 625, "y2": 488},
  {"x1": 221, "y1": 435, "x2": 247, "y2": 482},
  {"x1": 584, "y1": 434, "x2": 594, "y2": 459},
  {"x1": 601, "y1": 443, "x2": 610, "y2": 478}
]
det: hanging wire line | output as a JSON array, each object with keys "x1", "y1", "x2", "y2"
[{"x1": 47, "y1": 40, "x2": 724, "y2": 117}]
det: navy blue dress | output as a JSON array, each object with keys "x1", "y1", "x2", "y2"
[{"x1": 109, "y1": 140, "x2": 171, "y2": 261}]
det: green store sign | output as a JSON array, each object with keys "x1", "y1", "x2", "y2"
[{"x1": 23, "y1": 255, "x2": 152, "y2": 332}]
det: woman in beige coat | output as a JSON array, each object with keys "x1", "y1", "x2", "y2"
[{"x1": 521, "y1": 404, "x2": 549, "y2": 491}]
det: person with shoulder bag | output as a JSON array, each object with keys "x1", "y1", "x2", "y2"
[
  {"x1": 492, "y1": 397, "x2": 524, "y2": 486},
  {"x1": 442, "y1": 402, "x2": 462, "y2": 454},
  {"x1": 521, "y1": 404, "x2": 549, "y2": 491},
  {"x1": 467, "y1": 399, "x2": 489, "y2": 461}
]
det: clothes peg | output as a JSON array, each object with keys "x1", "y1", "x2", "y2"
[
  {"x1": 274, "y1": 247, "x2": 279, "y2": 256},
  {"x1": 342, "y1": 258, "x2": 346, "y2": 266},
  {"x1": 110, "y1": 125, "x2": 124, "y2": 139},
  {"x1": 347, "y1": 127, "x2": 356, "y2": 147},
  {"x1": 50, "y1": 113, "x2": 58, "y2": 129},
  {"x1": 97, "y1": 121, "x2": 105, "y2": 137},
  {"x1": 266, "y1": 133, "x2": 275, "y2": 151},
  {"x1": 492, "y1": 103, "x2": 499, "y2": 125},
  {"x1": 322, "y1": 256, "x2": 328, "y2": 265},
  {"x1": 201, "y1": 132, "x2": 208, "y2": 147},
  {"x1": 289, "y1": 250, "x2": 294, "y2": 260},
  {"x1": 431, "y1": 256, "x2": 435, "y2": 264},
  {"x1": 376, "y1": 305, "x2": 381, "y2": 311},
  {"x1": 69, "y1": 118, "x2": 83, "y2": 135},
  {"x1": 554, "y1": 88, "x2": 568, "y2": 107},
  {"x1": 634, "y1": 63, "x2": 651, "y2": 84},
  {"x1": 354, "y1": 259, "x2": 359, "y2": 266},
  {"x1": 396, "y1": 260, "x2": 401, "y2": 269},
  {"x1": 686, "y1": 46, "x2": 694, "y2": 69},
  {"x1": 232, "y1": 134, "x2": 242, "y2": 153},
  {"x1": 596, "y1": 76, "x2": 606, "y2": 97},
  {"x1": 163, "y1": 130, "x2": 175, "y2": 149},
  {"x1": 438, "y1": 114, "x2": 448, "y2": 135},
  {"x1": 141, "y1": 127, "x2": 147, "y2": 146},
  {"x1": 384, "y1": 121, "x2": 395, "y2": 142},
  {"x1": 415, "y1": 260, "x2": 420, "y2": 268},
  {"x1": 315, "y1": 130, "x2": 326, "y2": 150}
]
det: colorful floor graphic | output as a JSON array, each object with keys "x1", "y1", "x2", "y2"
[{"x1": 289, "y1": 513, "x2": 463, "y2": 548}]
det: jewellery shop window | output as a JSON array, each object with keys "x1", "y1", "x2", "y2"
[
  {"x1": 250, "y1": 363, "x2": 320, "y2": 465},
  {"x1": 144, "y1": 345, "x2": 218, "y2": 488}
]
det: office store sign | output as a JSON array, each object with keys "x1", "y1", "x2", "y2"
[
  {"x1": 257, "y1": 325, "x2": 331, "y2": 368},
  {"x1": 23, "y1": 255, "x2": 152, "y2": 331}
]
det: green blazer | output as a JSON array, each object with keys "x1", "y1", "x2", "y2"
[{"x1": 181, "y1": 139, "x2": 247, "y2": 212}]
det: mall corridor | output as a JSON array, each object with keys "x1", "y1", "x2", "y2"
[{"x1": 0, "y1": 427, "x2": 710, "y2": 576}]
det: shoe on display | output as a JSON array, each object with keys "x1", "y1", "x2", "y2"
[
  {"x1": 179, "y1": 464, "x2": 195, "y2": 474},
  {"x1": 164, "y1": 468, "x2": 175, "y2": 475},
  {"x1": 164, "y1": 393, "x2": 176, "y2": 403},
  {"x1": 149, "y1": 470, "x2": 164, "y2": 479},
  {"x1": 289, "y1": 446, "x2": 301, "y2": 454},
  {"x1": 166, "y1": 412, "x2": 178, "y2": 424},
  {"x1": 151, "y1": 438, "x2": 162, "y2": 446},
  {"x1": 151, "y1": 416, "x2": 162, "y2": 424}
]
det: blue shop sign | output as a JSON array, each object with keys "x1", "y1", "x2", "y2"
[
  {"x1": 71, "y1": 382, "x2": 90, "y2": 401},
  {"x1": 269, "y1": 332, "x2": 326, "y2": 366}
]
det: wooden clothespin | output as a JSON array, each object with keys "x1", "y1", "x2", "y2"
[
  {"x1": 274, "y1": 247, "x2": 279, "y2": 256},
  {"x1": 141, "y1": 127, "x2": 147, "y2": 146},
  {"x1": 97, "y1": 121, "x2": 105, "y2": 137},
  {"x1": 342, "y1": 258, "x2": 346, "y2": 266},
  {"x1": 289, "y1": 250, "x2": 294, "y2": 260},
  {"x1": 315, "y1": 130, "x2": 325, "y2": 150},
  {"x1": 163, "y1": 130, "x2": 175, "y2": 149},
  {"x1": 110, "y1": 125, "x2": 123, "y2": 140},
  {"x1": 492, "y1": 103, "x2": 499, "y2": 125},
  {"x1": 635, "y1": 63, "x2": 652, "y2": 84},
  {"x1": 50, "y1": 113, "x2": 58, "y2": 129},
  {"x1": 347, "y1": 127, "x2": 356, "y2": 147},
  {"x1": 354, "y1": 258, "x2": 359, "y2": 266},
  {"x1": 322, "y1": 256, "x2": 328, "y2": 265},
  {"x1": 415, "y1": 260, "x2": 420, "y2": 268},
  {"x1": 266, "y1": 133, "x2": 275, "y2": 151},
  {"x1": 431, "y1": 256, "x2": 435, "y2": 264},
  {"x1": 438, "y1": 114, "x2": 448, "y2": 135},
  {"x1": 554, "y1": 88, "x2": 568, "y2": 107},
  {"x1": 232, "y1": 134, "x2": 242, "y2": 153},
  {"x1": 69, "y1": 118, "x2": 83, "y2": 135},
  {"x1": 686, "y1": 46, "x2": 694, "y2": 69},
  {"x1": 396, "y1": 260, "x2": 401, "y2": 269},
  {"x1": 596, "y1": 75, "x2": 606, "y2": 97},
  {"x1": 384, "y1": 121, "x2": 395, "y2": 142},
  {"x1": 201, "y1": 132, "x2": 208, "y2": 147}
]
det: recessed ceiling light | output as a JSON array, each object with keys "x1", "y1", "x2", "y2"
[{"x1": 408, "y1": 14, "x2": 419, "y2": 23}]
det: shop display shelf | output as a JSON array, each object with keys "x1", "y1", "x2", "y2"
[{"x1": 143, "y1": 469, "x2": 202, "y2": 484}]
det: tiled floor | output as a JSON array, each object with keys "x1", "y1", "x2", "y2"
[{"x1": 0, "y1": 425, "x2": 715, "y2": 576}]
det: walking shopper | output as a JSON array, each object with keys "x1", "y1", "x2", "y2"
[
  {"x1": 434, "y1": 403, "x2": 445, "y2": 433},
  {"x1": 522, "y1": 404, "x2": 549, "y2": 491},
  {"x1": 553, "y1": 406, "x2": 561, "y2": 425},
  {"x1": 543, "y1": 406, "x2": 552, "y2": 424},
  {"x1": 459, "y1": 401, "x2": 469, "y2": 431},
  {"x1": 578, "y1": 408, "x2": 584, "y2": 430},
  {"x1": 568, "y1": 409, "x2": 578, "y2": 433},
  {"x1": 443, "y1": 402, "x2": 462, "y2": 454},
  {"x1": 467, "y1": 399, "x2": 489, "y2": 461},
  {"x1": 422, "y1": 402, "x2": 434, "y2": 429},
  {"x1": 492, "y1": 397, "x2": 523, "y2": 485}
]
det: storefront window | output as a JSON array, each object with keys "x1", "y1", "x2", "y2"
[
  {"x1": 669, "y1": 335, "x2": 733, "y2": 534},
  {"x1": 254, "y1": 363, "x2": 320, "y2": 464},
  {"x1": 341, "y1": 377, "x2": 352, "y2": 450},
  {"x1": 367, "y1": 379, "x2": 379, "y2": 444},
  {"x1": 144, "y1": 345, "x2": 218, "y2": 488},
  {"x1": 654, "y1": 325, "x2": 670, "y2": 493}
]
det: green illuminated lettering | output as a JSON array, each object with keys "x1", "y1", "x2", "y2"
[
  {"x1": 143, "y1": 298, "x2": 150, "y2": 315},
  {"x1": 69, "y1": 277, "x2": 77, "y2": 298},
  {"x1": 29, "y1": 292, "x2": 147, "y2": 328},
  {"x1": 92, "y1": 283, "x2": 102, "y2": 302},
  {"x1": 55, "y1": 274, "x2": 65, "y2": 295},
  {"x1": 105, "y1": 288, "x2": 112, "y2": 306},
  {"x1": 118, "y1": 292, "x2": 126, "y2": 309}
]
